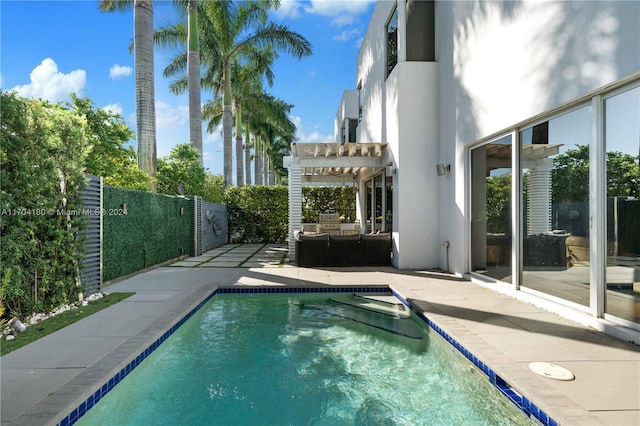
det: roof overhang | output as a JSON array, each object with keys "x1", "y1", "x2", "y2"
[{"x1": 284, "y1": 142, "x2": 390, "y2": 183}]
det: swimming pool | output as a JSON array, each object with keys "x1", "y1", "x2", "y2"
[{"x1": 73, "y1": 290, "x2": 539, "y2": 425}]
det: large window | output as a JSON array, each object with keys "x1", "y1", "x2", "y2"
[
  {"x1": 471, "y1": 135, "x2": 512, "y2": 282},
  {"x1": 468, "y1": 76, "x2": 640, "y2": 331},
  {"x1": 520, "y1": 107, "x2": 591, "y2": 307},
  {"x1": 386, "y1": 7, "x2": 398, "y2": 77},
  {"x1": 405, "y1": 0, "x2": 435, "y2": 61},
  {"x1": 604, "y1": 86, "x2": 640, "y2": 323}
]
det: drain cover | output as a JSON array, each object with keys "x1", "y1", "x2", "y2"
[{"x1": 529, "y1": 362, "x2": 575, "y2": 381}]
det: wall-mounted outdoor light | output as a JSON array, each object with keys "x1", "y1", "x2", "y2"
[{"x1": 436, "y1": 163, "x2": 451, "y2": 176}]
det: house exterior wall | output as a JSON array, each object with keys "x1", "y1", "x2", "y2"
[
  {"x1": 387, "y1": 62, "x2": 440, "y2": 268},
  {"x1": 434, "y1": 0, "x2": 640, "y2": 274},
  {"x1": 343, "y1": 1, "x2": 639, "y2": 337},
  {"x1": 355, "y1": 1, "x2": 394, "y2": 144},
  {"x1": 334, "y1": 90, "x2": 360, "y2": 142}
]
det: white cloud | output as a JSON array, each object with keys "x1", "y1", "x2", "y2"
[
  {"x1": 155, "y1": 101, "x2": 189, "y2": 129},
  {"x1": 274, "y1": 0, "x2": 373, "y2": 27},
  {"x1": 292, "y1": 115, "x2": 333, "y2": 143},
  {"x1": 333, "y1": 27, "x2": 363, "y2": 42},
  {"x1": 304, "y1": 0, "x2": 374, "y2": 26},
  {"x1": 204, "y1": 125, "x2": 223, "y2": 147},
  {"x1": 12, "y1": 58, "x2": 85, "y2": 103},
  {"x1": 307, "y1": 69, "x2": 317, "y2": 78},
  {"x1": 273, "y1": 0, "x2": 304, "y2": 19},
  {"x1": 102, "y1": 103, "x2": 123, "y2": 116},
  {"x1": 109, "y1": 64, "x2": 132, "y2": 79}
]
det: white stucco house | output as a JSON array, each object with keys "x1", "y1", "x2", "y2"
[{"x1": 285, "y1": 0, "x2": 640, "y2": 343}]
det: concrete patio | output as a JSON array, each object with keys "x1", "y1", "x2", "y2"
[{"x1": 1, "y1": 244, "x2": 638, "y2": 425}]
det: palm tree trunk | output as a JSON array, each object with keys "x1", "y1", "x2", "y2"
[
  {"x1": 254, "y1": 136, "x2": 262, "y2": 185},
  {"x1": 223, "y1": 59, "x2": 233, "y2": 187},
  {"x1": 134, "y1": 0, "x2": 157, "y2": 190},
  {"x1": 187, "y1": 0, "x2": 202, "y2": 166},
  {"x1": 244, "y1": 119, "x2": 251, "y2": 186},
  {"x1": 235, "y1": 99, "x2": 243, "y2": 187},
  {"x1": 263, "y1": 145, "x2": 269, "y2": 186}
]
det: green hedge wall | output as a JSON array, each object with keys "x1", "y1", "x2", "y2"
[
  {"x1": 225, "y1": 186, "x2": 289, "y2": 243},
  {"x1": 103, "y1": 186, "x2": 192, "y2": 281},
  {"x1": 224, "y1": 185, "x2": 357, "y2": 244},
  {"x1": 302, "y1": 186, "x2": 356, "y2": 223}
]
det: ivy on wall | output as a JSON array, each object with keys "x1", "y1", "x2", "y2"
[
  {"x1": 102, "y1": 186, "x2": 192, "y2": 282},
  {"x1": 0, "y1": 92, "x2": 89, "y2": 319}
]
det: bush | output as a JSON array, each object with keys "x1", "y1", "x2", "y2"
[
  {"x1": 157, "y1": 143, "x2": 205, "y2": 196},
  {"x1": 225, "y1": 186, "x2": 289, "y2": 243},
  {"x1": 224, "y1": 185, "x2": 357, "y2": 243},
  {"x1": 302, "y1": 186, "x2": 356, "y2": 223},
  {"x1": 0, "y1": 92, "x2": 89, "y2": 319},
  {"x1": 72, "y1": 95, "x2": 153, "y2": 191}
]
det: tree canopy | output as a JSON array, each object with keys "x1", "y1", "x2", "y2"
[{"x1": 71, "y1": 95, "x2": 153, "y2": 191}]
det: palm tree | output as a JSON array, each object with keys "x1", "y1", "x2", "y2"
[
  {"x1": 187, "y1": 0, "x2": 203, "y2": 166},
  {"x1": 230, "y1": 47, "x2": 278, "y2": 186},
  {"x1": 203, "y1": 0, "x2": 311, "y2": 187},
  {"x1": 244, "y1": 93, "x2": 296, "y2": 185},
  {"x1": 99, "y1": 0, "x2": 157, "y2": 187}
]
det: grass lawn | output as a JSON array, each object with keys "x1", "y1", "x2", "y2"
[{"x1": 1, "y1": 292, "x2": 135, "y2": 356}]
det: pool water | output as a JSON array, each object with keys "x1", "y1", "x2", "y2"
[{"x1": 77, "y1": 293, "x2": 533, "y2": 425}]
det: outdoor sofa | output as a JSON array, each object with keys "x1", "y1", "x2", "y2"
[{"x1": 294, "y1": 231, "x2": 392, "y2": 267}]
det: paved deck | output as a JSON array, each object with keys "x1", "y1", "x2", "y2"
[{"x1": 1, "y1": 244, "x2": 638, "y2": 425}]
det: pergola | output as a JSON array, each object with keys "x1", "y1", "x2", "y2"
[{"x1": 284, "y1": 142, "x2": 391, "y2": 262}]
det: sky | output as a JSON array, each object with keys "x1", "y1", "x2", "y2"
[{"x1": 0, "y1": 0, "x2": 376, "y2": 178}]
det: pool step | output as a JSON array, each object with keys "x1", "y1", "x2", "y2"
[
  {"x1": 330, "y1": 294, "x2": 410, "y2": 319},
  {"x1": 306, "y1": 302, "x2": 424, "y2": 339}
]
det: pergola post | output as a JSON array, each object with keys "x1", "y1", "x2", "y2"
[
  {"x1": 288, "y1": 163, "x2": 302, "y2": 263},
  {"x1": 381, "y1": 169, "x2": 387, "y2": 231}
]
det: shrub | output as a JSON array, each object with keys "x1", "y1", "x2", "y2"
[
  {"x1": 225, "y1": 186, "x2": 289, "y2": 243},
  {"x1": 157, "y1": 143, "x2": 205, "y2": 196},
  {"x1": 0, "y1": 92, "x2": 89, "y2": 319},
  {"x1": 302, "y1": 186, "x2": 356, "y2": 223},
  {"x1": 224, "y1": 185, "x2": 357, "y2": 243}
]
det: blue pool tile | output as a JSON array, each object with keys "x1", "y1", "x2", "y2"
[{"x1": 60, "y1": 416, "x2": 70, "y2": 426}]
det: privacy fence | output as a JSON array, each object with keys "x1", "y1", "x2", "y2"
[{"x1": 80, "y1": 175, "x2": 228, "y2": 292}]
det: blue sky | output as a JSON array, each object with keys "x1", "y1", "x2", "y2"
[{"x1": 0, "y1": 0, "x2": 375, "y2": 177}]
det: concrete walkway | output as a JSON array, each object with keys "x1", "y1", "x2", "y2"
[{"x1": 1, "y1": 244, "x2": 638, "y2": 425}]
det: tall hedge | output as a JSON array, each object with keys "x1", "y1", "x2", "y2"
[
  {"x1": 0, "y1": 92, "x2": 89, "y2": 319},
  {"x1": 224, "y1": 185, "x2": 357, "y2": 243},
  {"x1": 302, "y1": 186, "x2": 356, "y2": 223},
  {"x1": 103, "y1": 186, "x2": 192, "y2": 281},
  {"x1": 225, "y1": 186, "x2": 289, "y2": 243}
]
